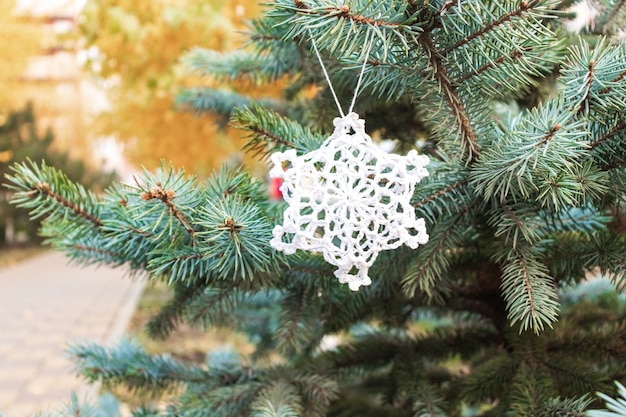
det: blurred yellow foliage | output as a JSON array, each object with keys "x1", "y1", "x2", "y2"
[
  {"x1": 0, "y1": 0, "x2": 41, "y2": 113},
  {"x1": 82, "y1": 0, "x2": 281, "y2": 176}
]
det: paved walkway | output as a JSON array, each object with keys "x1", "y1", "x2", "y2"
[{"x1": 0, "y1": 251, "x2": 145, "y2": 417}]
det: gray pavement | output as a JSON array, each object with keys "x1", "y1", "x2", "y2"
[{"x1": 0, "y1": 251, "x2": 145, "y2": 417}]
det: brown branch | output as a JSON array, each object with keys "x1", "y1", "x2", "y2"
[
  {"x1": 188, "y1": 283, "x2": 238, "y2": 324},
  {"x1": 501, "y1": 204, "x2": 525, "y2": 237},
  {"x1": 456, "y1": 48, "x2": 528, "y2": 84},
  {"x1": 590, "y1": 115, "x2": 626, "y2": 170},
  {"x1": 212, "y1": 385, "x2": 264, "y2": 409},
  {"x1": 440, "y1": 1, "x2": 462, "y2": 14},
  {"x1": 127, "y1": 227, "x2": 154, "y2": 237},
  {"x1": 589, "y1": 117, "x2": 626, "y2": 150},
  {"x1": 252, "y1": 127, "x2": 296, "y2": 149},
  {"x1": 598, "y1": 68, "x2": 626, "y2": 95},
  {"x1": 578, "y1": 59, "x2": 596, "y2": 115},
  {"x1": 141, "y1": 184, "x2": 196, "y2": 241},
  {"x1": 536, "y1": 123, "x2": 561, "y2": 148},
  {"x1": 114, "y1": 200, "x2": 156, "y2": 237},
  {"x1": 34, "y1": 182, "x2": 103, "y2": 227},
  {"x1": 293, "y1": 0, "x2": 403, "y2": 27},
  {"x1": 404, "y1": 201, "x2": 477, "y2": 298},
  {"x1": 403, "y1": 0, "x2": 423, "y2": 23},
  {"x1": 169, "y1": 253, "x2": 205, "y2": 262},
  {"x1": 611, "y1": 69, "x2": 626, "y2": 85},
  {"x1": 217, "y1": 218, "x2": 245, "y2": 233},
  {"x1": 250, "y1": 34, "x2": 283, "y2": 42},
  {"x1": 72, "y1": 244, "x2": 120, "y2": 258},
  {"x1": 403, "y1": 223, "x2": 455, "y2": 298},
  {"x1": 282, "y1": 289, "x2": 306, "y2": 352},
  {"x1": 603, "y1": 154, "x2": 626, "y2": 171},
  {"x1": 412, "y1": 178, "x2": 469, "y2": 209},
  {"x1": 513, "y1": 246, "x2": 536, "y2": 314},
  {"x1": 419, "y1": 33, "x2": 480, "y2": 162},
  {"x1": 443, "y1": 0, "x2": 539, "y2": 54}
]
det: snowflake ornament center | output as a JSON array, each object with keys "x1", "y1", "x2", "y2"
[{"x1": 270, "y1": 113, "x2": 429, "y2": 291}]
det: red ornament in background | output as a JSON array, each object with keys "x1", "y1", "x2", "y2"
[{"x1": 269, "y1": 177, "x2": 283, "y2": 200}]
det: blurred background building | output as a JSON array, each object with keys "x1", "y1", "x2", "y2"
[{"x1": 12, "y1": 0, "x2": 126, "y2": 173}]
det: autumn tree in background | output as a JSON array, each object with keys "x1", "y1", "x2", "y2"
[
  {"x1": 80, "y1": 0, "x2": 284, "y2": 176},
  {"x1": 0, "y1": 0, "x2": 41, "y2": 114}
]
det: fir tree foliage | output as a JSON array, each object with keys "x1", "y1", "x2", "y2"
[
  {"x1": 5, "y1": 0, "x2": 626, "y2": 415},
  {"x1": 0, "y1": 103, "x2": 115, "y2": 243},
  {"x1": 589, "y1": 381, "x2": 626, "y2": 417}
]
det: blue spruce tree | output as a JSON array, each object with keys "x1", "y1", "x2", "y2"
[{"x1": 5, "y1": 1, "x2": 626, "y2": 415}]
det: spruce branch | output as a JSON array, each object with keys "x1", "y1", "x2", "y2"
[
  {"x1": 195, "y1": 197, "x2": 282, "y2": 281},
  {"x1": 183, "y1": 49, "x2": 275, "y2": 82},
  {"x1": 589, "y1": 116, "x2": 626, "y2": 151},
  {"x1": 356, "y1": 52, "x2": 429, "y2": 101},
  {"x1": 175, "y1": 356, "x2": 264, "y2": 417},
  {"x1": 412, "y1": 177, "x2": 470, "y2": 210},
  {"x1": 601, "y1": 68, "x2": 626, "y2": 93},
  {"x1": 248, "y1": 17, "x2": 293, "y2": 46},
  {"x1": 439, "y1": 1, "x2": 459, "y2": 14},
  {"x1": 589, "y1": 381, "x2": 626, "y2": 417},
  {"x1": 490, "y1": 202, "x2": 544, "y2": 248},
  {"x1": 462, "y1": 354, "x2": 518, "y2": 405},
  {"x1": 176, "y1": 88, "x2": 277, "y2": 120},
  {"x1": 539, "y1": 396, "x2": 591, "y2": 417},
  {"x1": 144, "y1": 280, "x2": 214, "y2": 339},
  {"x1": 604, "y1": 155, "x2": 626, "y2": 172},
  {"x1": 411, "y1": 385, "x2": 448, "y2": 417},
  {"x1": 289, "y1": 373, "x2": 338, "y2": 417},
  {"x1": 32, "y1": 181, "x2": 102, "y2": 227},
  {"x1": 496, "y1": 244, "x2": 560, "y2": 333},
  {"x1": 185, "y1": 285, "x2": 240, "y2": 328},
  {"x1": 471, "y1": 98, "x2": 590, "y2": 207},
  {"x1": 270, "y1": 0, "x2": 423, "y2": 61},
  {"x1": 410, "y1": 162, "x2": 475, "y2": 226},
  {"x1": 402, "y1": 202, "x2": 477, "y2": 300},
  {"x1": 507, "y1": 362, "x2": 558, "y2": 416},
  {"x1": 250, "y1": 380, "x2": 303, "y2": 417},
  {"x1": 455, "y1": 47, "x2": 527, "y2": 84},
  {"x1": 437, "y1": 0, "x2": 563, "y2": 104},
  {"x1": 442, "y1": 0, "x2": 541, "y2": 54},
  {"x1": 68, "y1": 244, "x2": 123, "y2": 261},
  {"x1": 140, "y1": 183, "x2": 196, "y2": 242},
  {"x1": 124, "y1": 165, "x2": 203, "y2": 247},
  {"x1": 5, "y1": 159, "x2": 103, "y2": 228},
  {"x1": 418, "y1": 32, "x2": 480, "y2": 162},
  {"x1": 562, "y1": 39, "x2": 626, "y2": 116},
  {"x1": 580, "y1": 231, "x2": 626, "y2": 290},
  {"x1": 577, "y1": 58, "x2": 597, "y2": 116},
  {"x1": 233, "y1": 104, "x2": 325, "y2": 159},
  {"x1": 277, "y1": 288, "x2": 307, "y2": 354},
  {"x1": 541, "y1": 356, "x2": 608, "y2": 398},
  {"x1": 275, "y1": 286, "x2": 323, "y2": 356},
  {"x1": 69, "y1": 339, "x2": 209, "y2": 395}
]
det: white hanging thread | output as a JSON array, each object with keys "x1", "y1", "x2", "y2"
[
  {"x1": 270, "y1": 29, "x2": 430, "y2": 291},
  {"x1": 309, "y1": 29, "x2": 345, "y2": 117},
  {"x1": 308, "y1": 29, "x2": 374, "y2": 117}
]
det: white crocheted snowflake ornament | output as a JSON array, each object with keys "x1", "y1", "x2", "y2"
[{"x1": 269, "y1": 112, "x2": 430, "y2": 291}]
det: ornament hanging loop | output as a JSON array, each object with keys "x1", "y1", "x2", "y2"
[
  {"x1": 308, "y1": 28, "x2": 374, "y2": 118},
  {"x1": 348, "y1": 34, "x2": 374, "y2": 115}
]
